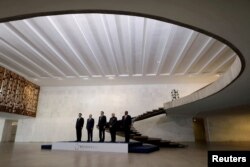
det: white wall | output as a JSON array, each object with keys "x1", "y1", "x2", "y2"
[
  {"x1": 134, "y1": 115, "x2": 195, "y2": 142},
  {"x1": 15, "y1": 83, "x2": 207, "y2": 142}
]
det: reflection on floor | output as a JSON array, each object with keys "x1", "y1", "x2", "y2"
[{"x1": 0, "y1": 142, "x2": 250, "y2": 167}]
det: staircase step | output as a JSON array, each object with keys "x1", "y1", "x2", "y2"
[
  {"x1": 144, "y1": 138, "x2": 162, "y2": 144},
  {"x1": 159, "y1": 141, "x2": 187, "y2": 148},
  {"x1": 146, "y1": 138, "x2": 161, "y2": 142},
  {"x1": 130, "y1": 130, "x2": 139, "y2": 133},
  {"x1": 128, "y1": 142, "x2": 143, "y2": 147},
  {"x1": 130, "y1": 134, "x2": 142, "y2": 137},
  {"x1": 161, "y1": 140, "x2": 171, "y2": 143},
  {"x1": 41, "y1": 144, "x2": 52, "y2": 150},
  {"x1": 132, "y1": 136, "x2": 149, "y2": 141},
  {"x1": 129, "y1": 144, "x2": 159, "y2": 153},
  {"x1": 131, "y1": 133, "x2": 141, "y2": 136}
]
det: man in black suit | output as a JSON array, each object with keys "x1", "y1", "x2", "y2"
[
  {"x1": 86, "y1": 114, "x2": 94, "y2": 142},
  {"x1": 75, "y1": 113, "x2": 84, "y2": 142},
  {"x1": 97, "y1": 111, "x2": 106, "y2": 142},
  {"x1": 109, "y1": 113, "x2": 117, "y2": 142},
  {"x1": 122, "y1": 111, "x2": 132, "y2": 143}
]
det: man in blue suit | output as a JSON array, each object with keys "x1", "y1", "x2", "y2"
[{"x1": 86, "y1": 114, "x2": 94, "y2": 142}]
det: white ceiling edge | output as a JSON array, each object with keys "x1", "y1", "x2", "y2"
[{"x1": 31, "y1": 74, "x2": 220, "y2": 87}]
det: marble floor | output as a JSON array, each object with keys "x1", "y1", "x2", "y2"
[{"x1": 0, "y1": 142, "x2": 250, "y2": 167}]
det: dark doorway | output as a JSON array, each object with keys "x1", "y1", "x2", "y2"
[{"x1": 192, "y1": 117, "x2": 206, "y2": 143}]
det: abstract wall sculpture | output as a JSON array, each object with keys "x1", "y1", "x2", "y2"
[
  {"x1": 171, "y1": 89, "x2": 180, "y2": 101},
  {"x1": 0, "y1": 66, "x2": 40, "y2": 117}
]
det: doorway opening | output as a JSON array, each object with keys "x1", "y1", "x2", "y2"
[
  {"x1": 192, "y1": 117, "x2": 207, "y2": 143},
  {"x1": 1, "y1": 120, "x2": 18, "y2": 142}
]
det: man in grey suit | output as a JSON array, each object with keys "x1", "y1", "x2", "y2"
[
  {"x1": 75, "y1": 113, "x2": 84, "y2": 142},
  {"x1": 109, "y1": 113, "x2": 117, "y2": 142}
]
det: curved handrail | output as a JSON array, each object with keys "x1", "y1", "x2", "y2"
[{"x1": 164, "y1": 56, "x2": 242, "y2": 113}]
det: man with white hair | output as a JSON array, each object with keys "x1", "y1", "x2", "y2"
[{"x1": 109, "y1": 113, "x2": 117, "y2": 142}]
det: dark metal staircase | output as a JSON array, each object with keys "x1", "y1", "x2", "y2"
[
  {"x1": 113, "y1": 107, "x2": 187, "y2": 148},
  {"x1": 132, "y1": 108, "x2": 167, "y2": 122}
]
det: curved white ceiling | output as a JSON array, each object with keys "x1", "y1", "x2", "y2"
[{"x1": 0, "y1": 14, "x2": 237, "y2": 86}]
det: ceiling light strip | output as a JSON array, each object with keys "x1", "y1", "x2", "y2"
[
  {"x1": 146, "y1": 74, "x2": 156, "y2": 76},
  {"x1": 92, "y1": 75, "x2": 102, "y2": 78},
  {"x1": 119, "y1": 74, "x2": 129, "y2": 77}
]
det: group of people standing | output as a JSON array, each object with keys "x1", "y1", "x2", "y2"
[{"x1": 75, "y1": 111, "x2": 132, "y2": 143}]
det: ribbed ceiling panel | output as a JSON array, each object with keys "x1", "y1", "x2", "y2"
[{"x1": 0, "y1": 14, "x2": 238, "y2": 85}]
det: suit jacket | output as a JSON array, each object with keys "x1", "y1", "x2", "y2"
[
  {"x1": 86, "y1": 118, "x2": 94, "y2": 129},
  {"x1": 76, "y1": 117, "x2": 84, "y2": 129},
  {"x1": 98, "y1": 115, "x2": 107, "y2": 127},
  {"x1": 122, "y1": 115, "x2": 132, "y2": 129},
  {"x1": 109, "y1": 117, "x2": 117, "y2": 129}
]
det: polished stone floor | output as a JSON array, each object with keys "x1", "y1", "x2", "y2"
[{"x1": 0, "y1": 142, "x2": 250, "y2": 167}]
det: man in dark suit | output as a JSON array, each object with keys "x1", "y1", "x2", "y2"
[
  {"x1": 122, "y1": 111, "x2": 132, "y2": 143},
  {"x1": 75, "y1": 113, "x2": 84, "y2": 142},
  {"x1": 97, "y1": 111, "x2": 107, "y2": 142},
  {"x1": 109, "y1": 113, "x2": 117, "y2": 142},
  {"x1": 86, "y1": 114, "x2": 94, "y2": 142}
]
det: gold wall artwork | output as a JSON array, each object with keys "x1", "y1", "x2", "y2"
[{"x1": 0, "y1": 66, "x2": 40, "y2": 117}]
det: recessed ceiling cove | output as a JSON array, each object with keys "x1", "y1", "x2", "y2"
[{"x1": 0, "y1": 14, "x2": 237, "y2": 86}]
